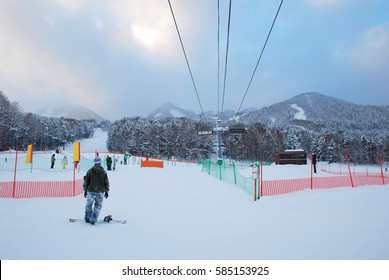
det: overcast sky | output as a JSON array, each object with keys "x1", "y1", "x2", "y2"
[{"x1": 0, "y1": 0, "x2": 388, "y2": 120}]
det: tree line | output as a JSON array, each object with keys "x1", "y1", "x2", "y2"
[
  {"x1": 0, "y1": 91, "x2": 98, "y2": 151},
  {"x1": 107, "y1": 116, "x2": 389, "y2": 164},
  {"x1": 2, "y1": 89, "x2": 388, "y2": 164}
]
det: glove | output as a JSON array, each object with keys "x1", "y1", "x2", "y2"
[
  {"x1": 84, "y1": 191, "x2": 87, "y2": 198},
  {"x1": 104, "y1": 192, "x2": 109, "y2": 199}
]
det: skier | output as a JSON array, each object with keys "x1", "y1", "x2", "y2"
[
  {"x1": 83, "y1": 156, "x2": 110, "y2": 225},
  {"x1": 112, "y1": 155, "x2": 116, "y2": 171},
  {"x1": 106, "y1": 155, "x2": 112, "y2": 171},
  {"x1": 124, "y1": 152, "x2": 130, "y2": 165},
  {"x1": 61, "y1": 156, "x2": 68, "y2": 169},
  {"x1": 50, "y1": 154, "x2": 56, "y2": 169}
]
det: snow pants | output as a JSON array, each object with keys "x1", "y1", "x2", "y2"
[{"x1": 84, "y1": 192, "x2": 104, "y2": 223}]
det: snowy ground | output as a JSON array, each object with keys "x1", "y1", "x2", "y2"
[{"x1": 1, "y1": 129, "x2": 389, "y2": 260}]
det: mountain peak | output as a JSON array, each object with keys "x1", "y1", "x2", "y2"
[
  {"x1": 34, "y1": 104, "x2": 107, "y2": 122},
  {"x1": 147, "y1": 103, "x2": 197, "y2": 119},
  {"x1": 244, "y1": 92, "x2": 389, "y2": 131}
]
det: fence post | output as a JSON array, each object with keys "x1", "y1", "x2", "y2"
[
  {"x1": 73, "y1": 162, "x2": 76, "y2": 196},
  {"x1": 254, "y1": 178, "x2": 257, "y2": 201},
  {"x1": 260, "y1": 157, "x2": 263, "y2": 198},
  {"x1": 346, "y1": 153, "x2": 354, "y2": 188},
  {"x1": 12, "y1": 149, "x2": 19, "y2": 198},
  {"x1": 218, "y1": 159, "x2": 223, "y2": 180},
  {"x1": 310, "y1": 153, "x2": 313, "y2": 190},
  {"x1": 379, "y1": 155, "x2": 385, "y2": 185},
  {"x1": 233, "y1": 162, "x2": 237, "y2": 185}
]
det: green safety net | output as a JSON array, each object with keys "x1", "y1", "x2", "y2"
[{"x1": 201, "y1": 159, "x2": 258, "y2": 196}]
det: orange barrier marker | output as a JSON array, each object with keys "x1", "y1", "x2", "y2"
[{"x1": 141, "y1": 160, "x2": 164, "y2": 168}]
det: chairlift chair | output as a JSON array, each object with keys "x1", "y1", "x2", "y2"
[
  {"x1": 228, "y1": 123, "x2": 246, "y2": 134},
  {"x1": 228, "y1": 113, "x2": 246, "y2": 134},
  {"x1": 197, "y1": 123, "x2": 213, "y2": 135}
]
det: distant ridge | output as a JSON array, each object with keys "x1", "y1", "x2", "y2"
[
  {"x1": 34, "y1": 104, "x2": 107, "y2": 122},
  {"x1": 244, "y1": 92, "x2": 389, "y2": 131},
  {"x1": 146, "y1": 102, "x2": 197, "y2": 120},
  {"x1": 147, "y1": 92, "x2": 389, "y2": 133}
]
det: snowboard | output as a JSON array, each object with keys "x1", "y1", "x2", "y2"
[{"x1": 69, "y1": 218, "x2": 126, "y2": 224}]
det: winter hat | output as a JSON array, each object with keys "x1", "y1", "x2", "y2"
[{"x1": 94, "y1": 156, "x2": 102, "y2": 165}]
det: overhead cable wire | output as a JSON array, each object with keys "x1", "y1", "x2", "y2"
[
  {"x1": 167, "y1": 0, "x2": 205, "y2": 116},
  {"x1": 220, "y1": 0, "x2": 233, "y2": 120},
  {"x1": 217, "y1": 0, "x2": 221, "y2": 117},
  {"x1": 237, "y1": 0, "x2": 284, "y2": 114}
]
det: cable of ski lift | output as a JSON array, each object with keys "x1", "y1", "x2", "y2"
[
  {"x1": 220, "y1": 0, "x2": 232, "y2": 121},
  {"x1": 167, "y1": 0, "x2": 205, "y2": 116},
  {"x1": 217, "y1": 0, "x2": 221, "y2": 118},
  {"x1": 237, "y1": 0, "x2": 284, "y2": 114}
]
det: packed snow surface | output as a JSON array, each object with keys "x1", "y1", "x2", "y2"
[{"x1": 1, "y1": 130, "x2": 388, "y2": 260}]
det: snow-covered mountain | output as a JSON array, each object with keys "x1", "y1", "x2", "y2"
[
  {"x1": 147, "y1": 103, "x2": 257, "y2": 121},
  {"x1": 147, "y1": 93, "x2": 389, "y2": 133},
  {"x1": 34, "y1": 104, "x2": 107, "y2": 122},
  {"x1": 146, "y1": 102, "x2": 198, "y2": 120},
  {"x1": 244, "y1": 92, "x2": 389, "y2": 132}
]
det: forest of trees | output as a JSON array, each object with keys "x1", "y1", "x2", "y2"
[
  {"x1": 0, "y1": 91, "x2": 98, "y2": 151},
  {"x1": 107, "y1": 116, "x2": 389, "y2": 164},
  {"x1": 107, "y1": 117, "x2": 214, "y2": 160},
  {"x1": 2, "y1": 89, "x2": 388, "y2": 164}
]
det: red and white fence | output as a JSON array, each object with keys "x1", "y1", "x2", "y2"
[
  {"x1": 261, "y1": 174, "x2": 388, "y2": 197},
  {"x1": 0, "y1": 179, "x2": 84, "y2": 198}
]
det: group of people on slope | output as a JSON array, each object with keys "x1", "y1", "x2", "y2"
[{"x1": 50, "y1": 154, "x2": 68, "y2": 169}]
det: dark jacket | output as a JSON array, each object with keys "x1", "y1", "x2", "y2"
[{"x1": 83, "y1": 165, "x2": 110, "y2": 193}]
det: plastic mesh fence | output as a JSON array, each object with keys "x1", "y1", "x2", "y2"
[{"x1": 201, "y1": 160, "x2": 255, "y2": 196}]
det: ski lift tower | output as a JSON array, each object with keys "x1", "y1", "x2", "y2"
[
  {"x1": 214, "y1": 120, "x2": 225, "y2": 166},
  {"x1": 197, "y1": 114, "x2": 246, "y2": 165}
]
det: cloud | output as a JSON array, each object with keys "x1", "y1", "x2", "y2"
[
  {"x1": 336, "y1": 23, "x2": 389, "y2": 73},
  {"x1": 333, "y1": 22, "x2": 389, "y2": 103},
  {"x1": 105, "y1": 1, "x2": 179, "y2": 59},
  {"x1": 0, "y1": 1, "x2": 109, "y2": 114}
]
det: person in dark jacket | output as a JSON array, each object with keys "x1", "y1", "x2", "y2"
[
  {"x1": 312, "y1": 152, "x2": 317, "y2": 174},
  {"x1": 106, "y1": 155, "x2": 112, "y2": 171},
  {"x1": 50, "y1": 154, "x2": 56, "y2": 169},
  {"x1": 83, "y1": 156, "x2": 110, "y2": 224}
]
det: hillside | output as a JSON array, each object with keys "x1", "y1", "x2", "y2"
[
  {"x1": 146, "y1": 102, "x2": 197, "y2": 120},
  {"x1": 34, "y1": 104, "x2": 107, "y2": 122},
  {"x1": 146, "y1": 93, "x2": 389, "y2": 133},
  {"x1": 245, "y1": 92, "x2": 389, "y2": 131}
]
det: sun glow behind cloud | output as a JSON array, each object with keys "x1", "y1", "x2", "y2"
[{"x1": 132, "y1": 24, "x2": 163, "y2": 49}]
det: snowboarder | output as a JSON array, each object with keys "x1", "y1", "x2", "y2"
[
  {"x1": 83, "y1": 156, "x2": 110, "y2": 225},
  {"x1": 61, "y1": 156, "x2": 68, "y2": 169},
  {"x1": 50, "y1": 154, "x2": 56, "y2": 169},
  {"x1": 106, "y1": 155, "x2": 112, "y2": 171}
]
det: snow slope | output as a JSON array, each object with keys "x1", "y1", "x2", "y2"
[{"x1": 1, "y1": 130, "x2": 389, "y2": 260}]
